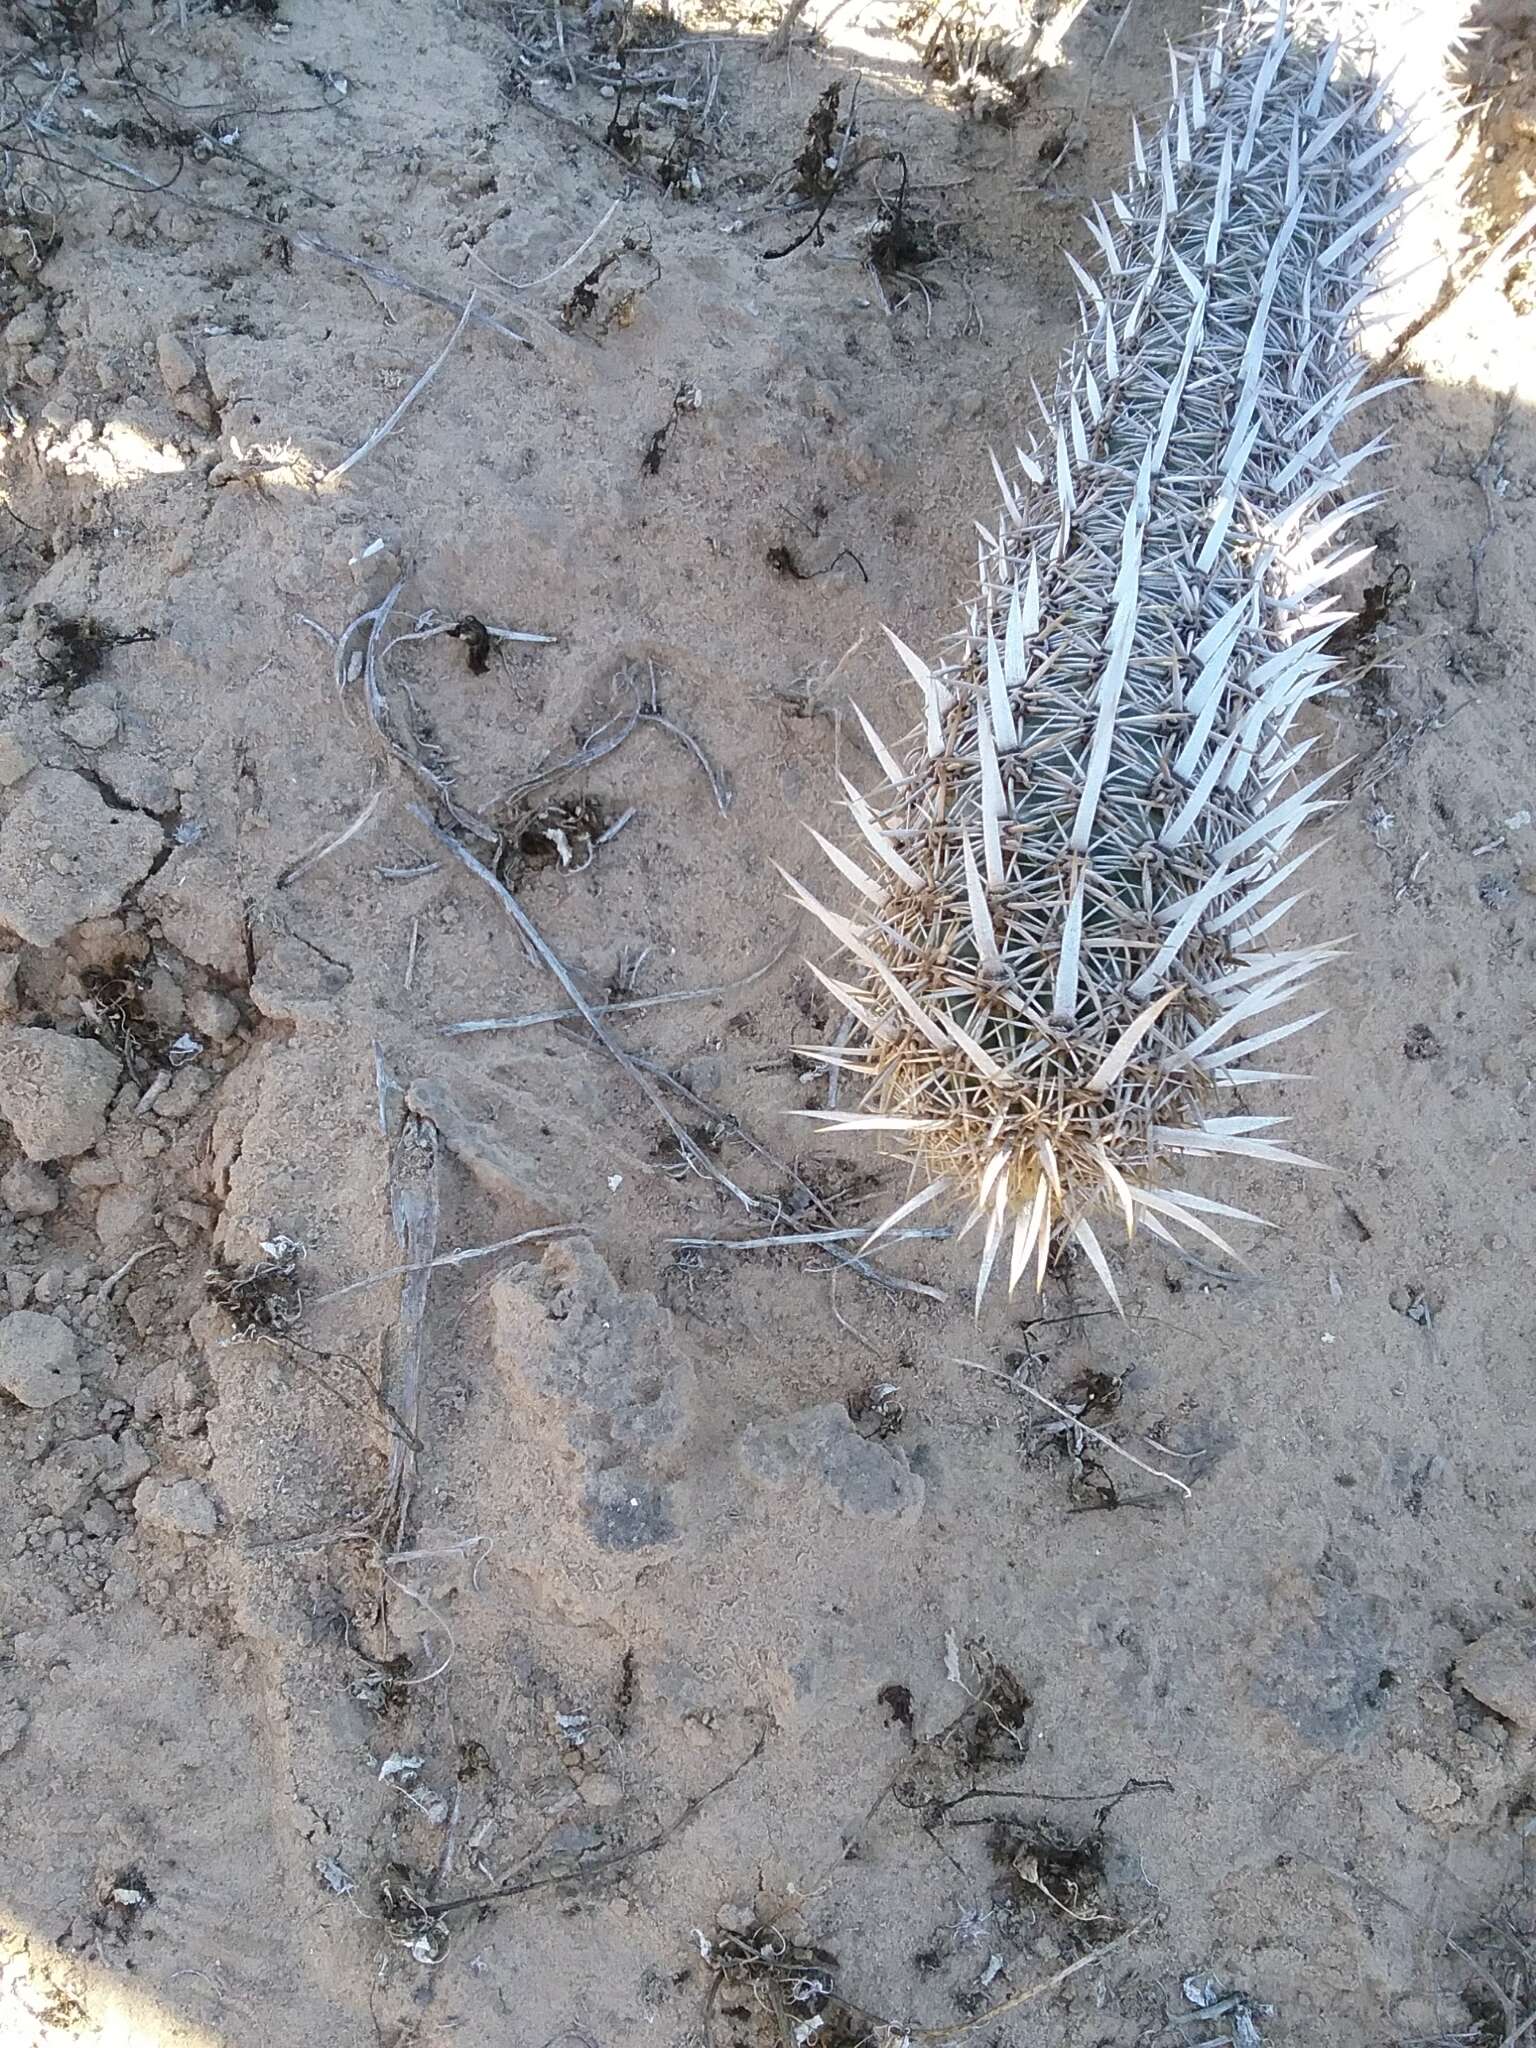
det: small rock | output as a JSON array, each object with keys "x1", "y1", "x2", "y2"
[
  {"x1": 1, "y1": 1160, "x2": 58, "y2": 1216},
  {"x1": 66, "y1": 917, "x2": 146, "y2": 976},
  {"x1": 407, "y1": 1077, "x2": 556, "y2": 1212},
  {"x1": 0, "y1": 1027, "x2": 121, "y2": 1160},
  {"x1": 1455, "y1": 1624, "x2": 1536, "y2": 1732},
  {"x1": 171, "y1": 389, "x2": 216, "y2": 432},
  {"x1": 95, "y1": 749, "x2": 178, "y2": 815},
  {"x1": 0, "y1": 1699, "x2": 28, "y2": 1756},
  {"x1": 155, "y1": 331, "x2": 199, "y2": 395},
  {"x1": 138, "y1": 962, "x2": 186, "y2": 1034},
  {"x1": 249, "y1": 933, "x2": 348, "y2": 1018},
  {"x1": 5, "y1": 1269, "x2": 32, "y2": 1309},
  {"x1": 1403, "y1": 1024, "x2": 1442, "y2": 1062},
  {"x1": 0, "y1": 1309, "x2": 82, "y2": 1408},
  {"x1": 105, "y1": 1431, "x2": 152, "y2": 1495},
  {"x1": 576, "y1": 1770, "x2": 624, "y2": 1808},
  {"x1": 68, "y1": 1155, "x2": 120, "y2": 1190},
  {"x1": 186, "y1": 989, "x2": 239, "y2": 1041},
  {"x1": 141, "y1": 851, "x2": 247, "y2": 977},
  {"x1": 134, "y1": 1476, "x2": 218, "y2": 1540},
  {"x1": 1389, "y1": 1749, "x2": 1463, "y2": 1822},
  {"x1": 59, "y1": 700, "x2": 120, "y2": 750},
  {"x1": 153, "y1": 1067, "x2": 213, "y2": 1120},
  {"x1": 0, "y1": 769, "x2": 164, "y2": 947},
  {"x1": 715, "y1": 1902, "x2": 757, "y2": 1936},
  {"x1": 33, "y1": 1435, "x2": 109, "y2": 1515},
  {"x1": 4, "y1": 304, "x2": 47, "y2": 350},
  {"x1": 92, "y1": 1184, "x2": 154, "y2": 1250},
  {"x1": 0, "y1": 733, "x2": 37, "y2": 788},
  {"x1": 738, "y1": 1403, "x2": 924, "y2": 1521}
]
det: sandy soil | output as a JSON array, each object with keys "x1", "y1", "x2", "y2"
[{"x1": 1, "y1": 2, "x2": 1534, "y2": 2045}]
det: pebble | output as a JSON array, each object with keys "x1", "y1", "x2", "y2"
[
  {"x1": 92, "y1": 1186, "x2": 154, "y2": 1251},
  {"x1": 576, "y1": 1770, "x2": 624, "y2": 1808},
  {"x1": 0, "y1": 1027, "x2": 121, "y2": 1160},
  {"x1": 140, "y1": 852, "x2": 248, "y2": 978},
  {"x1": 155, "y1": 331, "x2": 199, "y2": 395},
  {"x1": 133, "y1": 1476, "x2": 219, "y2": 1541},
  {"x1": 59, "y1": 701, "x2": 120, "y2": 751},
  {"x1": 0, "y1": 1309, "x2": 82, "y2": 1408},
  {"x1": 4, "y1": 304, "x2": 47, "y2": 350},
  {"x1": 0, "y1": 733, "x2": 36, "y2": 788},
  {"x1": 1456, "y1": 1624, "x2": 1536, "y2": 1732},
  {"x1": 0, "y1": 1160, "x2": 58, "y2": 1217},
  {"x1": 186, "y1": 989, "x2": 240, "y2": 1042},
  {"x1": 68, "y1": 1156, "x2": 120, "y2": 1191}
]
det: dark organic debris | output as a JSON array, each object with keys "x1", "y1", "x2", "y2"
[
  {"x1": 794, "y1": 82, "x2": 845, "y2": 199},
  {"x1": 877, "y1": 1682, "x2": 915, "y2": 1731},
  {"x1": 31, "y1": 606, "x2": 156, "y2": 694},
  {"x1": 79, "y1": 965, "x2": 160, "y2": 1085},
  {"x1": 764, "y1": 80, "x2": 863, "y2": 260},
  {"x1": 449, "y1": 616, "x2": 493, "y2": 674},
  {"x1": 851, "y1": 1381, "x2": 906, "y2": 1441},
  {"x1": 509, "y1": 793, "x2": 626, "y2": 874},
  {"x1": 990, "y1": 1820, "x2": 1117, "y2": 1929},
  {"x1": 1331, "y1": 556, "x2": 1412, "y2": 657},
  {"x1": 560, "y1": 230, "x2": 661, "y2": 331},
  {"x1": 641, "y1": 381, "x2": 702, "y2": 476},
  {"x1": 206, "y1": 1234, "x2": 306, "y2": 1339},
  {"x1": 898, "y1": 0, "x2": 1044, "y2": 120},
  {"x1": 943, "y1": 1652, "x2": 1032, "y2": 1770},
  {"x1": 767, "y1": 543, "x2": 868, "y2": 584},
  {"x1": 867, "y1": 157, "x2": 943, "y2": 277},
  {"x1": 702, "y1": 1924, "x2": 857, "y2": 2048}
]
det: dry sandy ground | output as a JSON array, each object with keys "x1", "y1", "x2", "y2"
[{"x1": 1, "y1": 1, "x2": 1534, "y2": 2045}]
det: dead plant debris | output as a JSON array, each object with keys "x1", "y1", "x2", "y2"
[
  {"x1": 205, "y1": 1233, "x2": 306, "y2": 1339},
  {"x1": 560, "y1": 229, "x2": 661, "y2": 331},
  {"x1": 641, "y1": 380, "x2": 702, "y2": 475}
]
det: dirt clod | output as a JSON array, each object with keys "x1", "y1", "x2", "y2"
[
  {"x1": 0, "y1": 1308, "x2": 81, "y2": 1408},
  {"x1": 0, "y1": 769, "x2": 164, "y2": 947},
  {"x1": 0, "y1": 1026, "x2": 121, "y2": 1160}
]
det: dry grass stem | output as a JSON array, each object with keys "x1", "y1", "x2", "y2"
[
  {"x1": 440, "y1": 940, "x2": 790, "y2": 1037},
  {"x1": 311, "y1": 1226, "x2": 576, "y2": 1309},
  {"x1": 325, "y1": 295, "x2": 480, "y2": 483},
  {"x1": 959, "y1": 1357, "x2": 1194, "y2": 1498},
  {"x1": 277, "y1": 787, "x2": 383, "y2": 889},
  {"x1": 414, "y1": 809, "x2": 752, "y2": 1205}
]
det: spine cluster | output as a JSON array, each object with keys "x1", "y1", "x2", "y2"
[{"x1": 788, "y1": 8, "x2": 1409, "y2": 1307}]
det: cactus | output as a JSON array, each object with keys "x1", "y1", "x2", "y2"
[{"x1": 785, "y1": 5, "x2": 1411, "y2": 1308}]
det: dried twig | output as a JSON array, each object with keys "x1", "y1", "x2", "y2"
[
  {"x1": 672, "y1": 1225, "x2": 946, "y2": 1253},
  {"x1": 380, "y1": 1077, "x2": 440, "y2": 1549},
  {"x1": 310, "y1": 1227, "x2": 575, "y2": 1308},
  {"x1": 441, "y1": 940, "x2": 791, "y2": 1036},
  {"x1": 427, "y1": 1728, "x2": 767, "y2": 1916},
  {"x1": 325, "y1": 296, "x2": 479, "y2": 483},
  {"x1": 957, "y1": 1358, "x2": 1193, "y2": 1498},
  {"x1": 277, "y1": 788, "x2": 383, "y2": 889},
  {"x1": 639, "y1": 663, "x2": 731, "y2": 813},
  {"x1": 471, "y1": 196, "x2": 621, "y2": 290},
  {"x1": 414, "y1": 810, "x2": 753, "y2": 1205}
]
